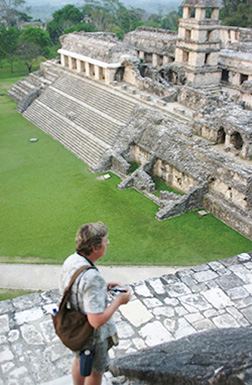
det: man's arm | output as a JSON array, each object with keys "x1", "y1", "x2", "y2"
[{"x1": 87, "y1": 290, "x2": 130, "y2": 329}]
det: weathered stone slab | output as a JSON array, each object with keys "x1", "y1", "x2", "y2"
[
  {"x1": 119, "y1": 300, "x2": 153, "y2": 327},
  {"x1": 110, "y1": 327, "x2": 252, "y2": 385}
]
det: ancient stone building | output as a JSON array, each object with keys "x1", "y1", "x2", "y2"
[
  {"x1": 123, "y1": 26, "x2": 177, "y2": 67},
  {"x1": 58, "y1": 32, "x2": 138, "y2": 84},
  {"x1": 175, "y1": 0, "x2": 222, "y2": 89},
  {"x1": 8, "y1": 1, "x2": 252, "y2": 240}
]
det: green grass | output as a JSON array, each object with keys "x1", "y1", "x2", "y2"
[
  {"x1": 152, "y1": 176, "x2": 183, "y2": 196},
  {"x1": 0, "y1": 70, "x2": 251, "y2": 267},
  {"x1": 0, "y1": 289, "x2": 38, "y2": 301}
]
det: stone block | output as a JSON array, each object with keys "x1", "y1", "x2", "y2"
[{"x1": 110, "y1": 327, "x2": 252, "y2": 385}]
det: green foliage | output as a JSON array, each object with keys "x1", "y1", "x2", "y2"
[
  {"x1": 0, "y1": 58, "x2": 34, "y2": 79},
  {"x1": 63, "y1": 22, "x2": 97, "y2": 35},
  {"x1": 142, "y1": 9, "x2": 180, "y2": 30},
  {"x1": 16, "y1": 41, "x2": 42, "y2": 73},
  {"x1": 19, "y1": 26, "x2": 52, "y2": 57},
  {"x1": 0, "y1": 25, "x2": 19, "y2": 72},
  {"x1": 220, "y1": 0, "x2": 252, "y2": 27},
  {"x1": 82, "y1": 0, "x2": 146, "y2": 36},
  {"x1": 13, "y1": 27, "x2": 52, "y2": 73},
  {"x1": 161, "y1": 11, "x2": 180, "y2": 31},
  {"x1": 47, "y1": 4, "x2": 84, "y2": 43},
  {"x1": 0, "y1": 0, "x2": 30, "y2": 27},
  {"x1": 0, "y1": 73, "x2": 251, "y2": 266}
]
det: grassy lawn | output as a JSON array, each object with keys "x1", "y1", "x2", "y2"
[
  {"x1": 0, "y1": 63, "x2": 251, "y2": 267},
  {"x1": 0, "y1": 289, "x2": 38, "y2": 301}
]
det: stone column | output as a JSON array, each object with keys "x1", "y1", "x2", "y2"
[
  {"x1": 175, "y1": 48, "x2": 183, "y2": 62},
  {"x1": 152, "y1": 53, "x2": 159, "y2": 68},
  {"x1": 105, "y1": 69, "x2": 116, "y2": 84},
  {"x1": 68, "y1": 57, "x2": 74, "y2": 70},
  {"x1": 232, "y1": 73, "x2": 241, "y2": 87},
  {"x1": 240, "y1": 143, "x2": 248, "y2": 159},
  {"x1": 195, "y1": 7, "x2": 205, "y2": 20},
  {"x1": 139, "y1": 51, "x2": 145, "y2": 61},
  {"x1": 225, "y1": 131, "x2": 232, "y2": 150},
  {"x1": 76, "y1": 59, "x2": 82, "y2": 73},
  {"x1": 163, "y1": 56, "x2": 170, "y2": 65},
  {"x1": 94, "y1": 65, "x2": 100, "y2": 81},
  {"x1": 85, "y1": 62, "x2": 90, "y2": 77},
  {"x1": 60, "y1": 54, "x2": 65, "y2": 67},
  {"x1": 183, "y1": 6, "x2": 190, "y2": 18},
  {"x1": 211, "y1": 8, "x2": 219, "y2": 20}
]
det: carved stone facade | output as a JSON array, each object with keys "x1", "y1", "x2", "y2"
[
  {"x1": 58, "y1": 32, "x2": 138, "y2": 84},
  {"x1": 175, "y1": 0, "x2": 222, "y2": 88}
]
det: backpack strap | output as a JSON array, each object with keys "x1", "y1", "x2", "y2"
[
  {"x1": 59, "y1": 265, "x2": 96, "y2": 311},
  {"x1": 66, "y1": 265, "x2": 96, "y2": 292}
]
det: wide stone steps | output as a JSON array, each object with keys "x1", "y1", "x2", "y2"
[
  {"x1": 17, "y1": 79, "x2": 36, "y2": 93},
  {"x1": 38, "y1": 87, "x2": 121, "y2": 146},
  {"x1": 23, "y1": 100, "x2": 108, "y2": 166},
  {"x1": 53, "y1": 74, "x2": 136, "y2": 124},
  {"x1": 7, "y1": 89, "x2": 22, "y2": 103},
  {"x1": 11, "y1": 83, "x2": 28, "y2": 98}
]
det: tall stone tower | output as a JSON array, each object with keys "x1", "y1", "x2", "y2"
[{"x1": 175, "y1": 0, "x2": 222, "y2": 89}]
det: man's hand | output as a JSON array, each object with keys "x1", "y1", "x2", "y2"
[{"x1": 117, "y1": 288, "x2": 131, "y2": 305}]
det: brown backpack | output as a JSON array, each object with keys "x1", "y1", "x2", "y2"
[{"x1": 52, "y1": 265, "x2": 96, "y2": 352}]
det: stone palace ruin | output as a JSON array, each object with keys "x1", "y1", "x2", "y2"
[{"x1": 8, "y1": 0, "x2": 252, "y2": 240}]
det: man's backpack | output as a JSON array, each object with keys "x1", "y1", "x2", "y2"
[{"x1": 52, "y1": 265, "x2": 95, "y2": 352}]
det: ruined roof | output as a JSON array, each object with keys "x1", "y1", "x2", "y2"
[
  {"x1": 123, "y1": 27, "x2": 177, "y2": 56},
  {"x1": 180, "y1": 0, "x2": 221, "y2": 7},
  {"x1": 220, "y1": 48, "x2": 252, "y2": 62},
  {"x1": 59, "y1": 32, "x2": 138, "y2": 64}
]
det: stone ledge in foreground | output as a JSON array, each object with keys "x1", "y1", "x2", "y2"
[{"x1": 110, "y1": 326, "x2": 252, "y2": 385}]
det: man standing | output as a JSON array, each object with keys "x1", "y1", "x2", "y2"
[{"x1": 60, "y1": 222, "x2": 131, "y2": 385}]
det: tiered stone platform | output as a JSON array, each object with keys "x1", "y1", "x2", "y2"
[
  {"x1": 0, "y1": 252, "x2": 252, "y2": 384},
  {"x1": 22, "y1": 72, "x2": 139, "y2": 167}
]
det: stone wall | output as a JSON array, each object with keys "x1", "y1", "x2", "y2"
[
  {"x1": 193, "y1": 104, "x2": 252, "y2": 160},
  {"x1": 109, "y1": 104, "x2": 252, "y2": 239},
  {"x1": 178, "y1": 85, "x2": 224, "y2": 110},
  {"x1": 16, "y1": 88, "x2": 41, "y2": 113},
  {"x1": 123, "y1": 26, "x2": 177, "y2": 57},
  {"x1": 153, "y1": 157, "x2": 196, "y2": 193},
  {"x1": 156, "y1": 182, "x2": 209, "y2": 220},
  {"x1": 204, "y1": 194, "x2": 252, "y2": 240},
  {"x1": 220, "y1": 26, "x2": 252, "y2": 49}
]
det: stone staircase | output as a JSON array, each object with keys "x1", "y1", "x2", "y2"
[
  {"x1": 8, "y1": 63, "x2": 60, "y2": 105},
  {"x1": 53, "y1": 74, "x2": 136, "y2": 124},
  {"x1": 22, "y1": 72, "x2": 139, "y2": 167},
  {"x1": 38, "y1": 86, "x2": 122, "y2": 146}
]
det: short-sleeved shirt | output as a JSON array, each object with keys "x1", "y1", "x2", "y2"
[{"x1": 60, "y1": 252, "x2": 117, "y2": 343}]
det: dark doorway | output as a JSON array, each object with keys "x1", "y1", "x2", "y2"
[
  {"x1": 217, "y1": 127, "x2": 226, "y2": 144},
  {"x1": 231, "y1": 131, "x2": 243, "y2": 150}
]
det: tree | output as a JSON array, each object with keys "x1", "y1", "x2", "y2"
[
  {"x1": 46, "y1": 4, "x2": 83, "y2": 43},
  {"x1": 16, "y1": 41, "x2": 42, "y2": 73},
  {"x1": 161, "y1": 10, "x2": 180, "y2": 31},
  {"x1": 0, "y1": 0, "x2": 31, "y2": 27},
  {"x1": 0, "y1": 25, "x2": 19, "y2": 72},
  {"x1": 220, "y1": 0, "x2": 252, "y2": 27},
  {"x1": 63, "y1": 22, "x2": 97, "y2": 35},
  {"x1": 19, "y1": 26, "x2": 52, "y2": 57},
  {"x1": 82, "y1": 0, "x2": 145, "y2": 37}
]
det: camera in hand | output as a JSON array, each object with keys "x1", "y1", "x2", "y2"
[{"x1": 109, "y1": 286, "x2": 127, "y2": 293}]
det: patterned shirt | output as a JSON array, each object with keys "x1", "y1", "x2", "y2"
[{"x1": 60, "y1": 252, "x2": 117, "y2": 343}]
